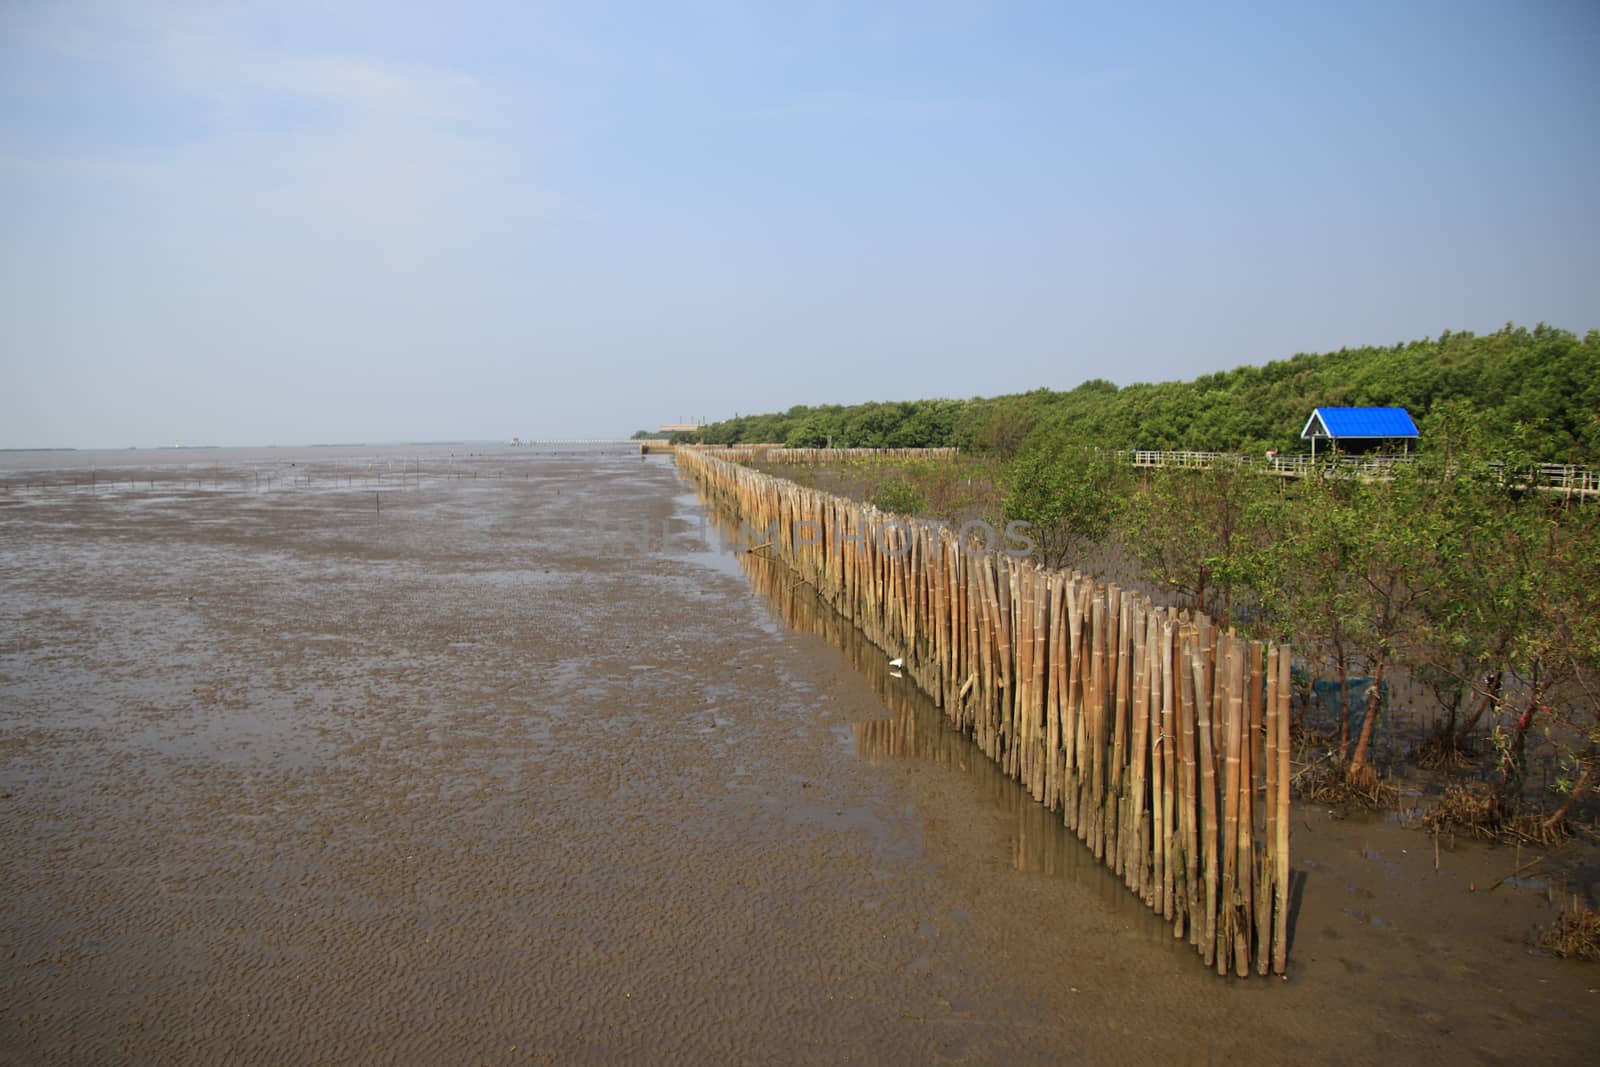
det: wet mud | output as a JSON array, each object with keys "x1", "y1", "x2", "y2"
[{"x1": 1, "y1": 446, "x2": 1594, "y2": 1064}]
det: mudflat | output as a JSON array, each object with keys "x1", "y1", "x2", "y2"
[{"x1": 1, "y1": 446, "x2": 1594, "y2": 1064}]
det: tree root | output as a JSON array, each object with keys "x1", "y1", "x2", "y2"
[
  {"x1": 1540, "y1": 901, "x2": 1600, "y2": 961},
  {"x1": 1421, "y1": 785, "x2": 1572, "y2": 846}
]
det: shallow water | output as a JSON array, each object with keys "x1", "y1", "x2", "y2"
[{"x1": 1, "y1": 446, "x2": 1594, "y2": 1064}]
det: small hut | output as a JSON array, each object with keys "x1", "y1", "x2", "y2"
[{"x1": 1300, "y1": 407, "x2": 1419, "y2": 460}]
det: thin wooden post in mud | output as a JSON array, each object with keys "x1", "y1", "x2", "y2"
[
  {"x1": 1219, "y1": 634, "x2": 1237, "y2": 974},
  {"x1": 1147, "y1": 614, "x2": 1165, "y2": 908},
  {"x1": 1274, "y1": 647, "x2": 1292, "y2": 976},
  {"x1": 956, "y1": 547, "x2": 969, "y2": 719},
  {"x1": 1179, "y1": 623, "x2": 1198, "y2": 940},
  {"x1": 940, "y1": 539, "x2": 952, "y2": 706},
  {"x1": 979, "y1": 560, "x2": 999, "y2": 756},
  {"x1": 1088, "y1": 590, "x2": 1109, "y2": 858},
  {"x1": 1206, "y1": 620, "x2": 1222, "y2": 787},
  {"x1": 1014, "y1": 563, "x2": 1032, "y2": 786},
  {"x1": 1192, "y1": 635, "x2": 1219, "y2": 968},
  {"x1": 1109, "y1": 590, "x2": 1129, "y2": 871},
  {"x1": 934, "y1": 535, "x2": 947, "y2": 700},
  {"x1": 967, "y1": 556, "x2": 982, "y2": 736},
  {"x1": 1047, "y1": 575, "x2": 1065, "y2": 811},
  {"x1": 1235, "y1": 640, "x2": 1255, "y2": 977},
  {"x1": 994, "y1": 557, "x2": 1014, "y2": 770},
  {"x1": 1223, "y1": 636, "x2": 1247, "y2": 975},
  {"x1": 1078, "y1": 581, "x2": 1095, "y2": 842},
  {"x1": 1031, "y1": 568, "x2": 1048, "y2": 804},
  {"x1": 1064, "y1": 582, "x2": 1084, "y2": 832},
  {"x1": 1249, "y1": 640, "x2": 1265, "y2": 803},
  {"x1": 1162, "y1": 618, "x2": 1179, "y2": 922},
  {"x1": 935, "y1": 535, "x2": 945, "y2": 699},
  {"x1": 1154, "y1": 613, "x2": 1170, "y2": 925},
  {"x1": 1125, "y1": 602, "x2": 1151, "y2": 890},
  {"x1": 1008, "y1": 562, "x2": 1023, "y2": 779},
  {"x1": 1259, "y1": 644, "x2": 1280, "y2": 975}
]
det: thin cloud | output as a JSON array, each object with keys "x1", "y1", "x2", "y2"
[{"x1": 2, "y1": 2, "x2": 563, "y2": 269}]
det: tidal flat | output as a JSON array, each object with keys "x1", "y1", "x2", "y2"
[{"x1": 1, "y1": 445, "x2": 1593, "y2": 1064}]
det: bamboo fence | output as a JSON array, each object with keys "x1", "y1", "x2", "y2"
[
  {"x1": 749, "y1": 447, "x2": 960, "y2": 463},
  {"x1": 736, "y1": 542, "x2": 1110, "y2": 877},
  {"x1": 677, "y1": 447, "x2": 1293, "y2": 977}
]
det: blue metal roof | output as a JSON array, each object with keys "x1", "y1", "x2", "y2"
[{"x1": 1301, "y1": 407, "x2": 1419, "y2": 440}]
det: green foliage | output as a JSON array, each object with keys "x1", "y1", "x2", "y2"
[
  {"x1": 1242, "y1": 417, "x2": 1598, "y2": 786},
  {"x1": 1002, "y1": 440, "x2": 1126, "y2": 570},
  {"x1": 870, "y1": 478, "x2": 927, "y2": 516},
  {"x1": 784, "y1": 415, "x2": 833, "y2": 448},
  {"x1": 1122, "y1": 463, "x2": 1277, "y2": 625},
  {"x1": 680, "y1": 324, "x2": 1600, "y2": 463}
]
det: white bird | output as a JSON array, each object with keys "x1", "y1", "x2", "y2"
[{"x1": 888, "y1": 657, "x2": 904, "y2": 669}]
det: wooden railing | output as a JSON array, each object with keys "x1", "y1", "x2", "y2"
[{"x1": 1128, "y1": 450, "x2": 1600, "y2": 497}]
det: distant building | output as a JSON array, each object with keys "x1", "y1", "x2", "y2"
[
  {"x1": 658, "y1": 424, "x2": 700, "y2": 433},
  {"x1": 1300, "y1": 407, "x2": 1420, "y2": 458}
]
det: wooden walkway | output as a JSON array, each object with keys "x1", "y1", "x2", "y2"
[{"x1": 1129, "y1": 450, "x2": 1600, "y2": 499}]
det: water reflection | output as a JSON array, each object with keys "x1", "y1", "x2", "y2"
[{"x1": 718, "y1": 515, "x2": 1163, "y2": 915}]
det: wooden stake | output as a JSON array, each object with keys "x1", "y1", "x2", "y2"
[
  {"x1": 1259, "y1": 644, "x2": 1279, "y2": 975},
  {"x1": 1274, "y1": 647, "x2": 1292, "y2": 976},
  {"x1": 1193, "y1": 637, "x2": 1219, "y2": 968}
]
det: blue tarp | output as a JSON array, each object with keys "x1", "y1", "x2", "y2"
[
  {"x1": 1291, "y1": 666, "x2": 1390, "y2": 728},
  {"x1": 1286, "y1": 668, "x2": 1395, "y2": 755},
  {"x1": 1310, "y1": 677, "x2": 1389, "y2": 727}
]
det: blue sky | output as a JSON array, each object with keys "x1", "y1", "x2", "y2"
[{"x1": 1, "y1": 1, "x2": 1596, "y2": 447}]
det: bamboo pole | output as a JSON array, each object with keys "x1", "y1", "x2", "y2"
[
  {"x1": 1162, "y1": 618, "x2": 1179, "y2": 922},
  {"x1": 1125, "y1": 602, "x2": 1151, "y2": 891},
  {"x1": 1235, "y1": 639, "x2": 1260, "y2": 979},
  {"x1": 1064, "y1": 581, "x2": 1084, "y2": 832},
  {"x1": 1088, "y1": 590, "x2": 1108, "y2": 856},
  {"x1": 966, "y1": 554, "x2": 981, "y2": 735},
  {"x1": 1018, "y1": 562, "x2": 1030, "y2": 791},
  {"x1": 1109, "y1": 590, "x2": 1129, "y2": 872},
  {"x1": 1158, "y1": 617, "x2": 1171, "y2": 908},
  {"x1": 1031, "y1": 566, "x2": 1048, "y2": 804},
  {"x1": 1192, "y1": 635, "x2": 1218, "y2": 967},
  {"x1": 1047, "y1": 575, "x2": 1066, "y2": 811},
  {"x1": 1179, "y1": 623, "x2": 1198, "y2": 939},
  {"x1": 1258, "y1": 644, "x2": 1279, "y2": 975},
  {"x1": 995, "y1": 557, "x2": 1014, "y2": 771},
  {"x1": 983, "y1": 558, "x2": 1004, "y2": 758},
  {"x1": 1274, "y1": 647, "x2": 1292, "y2": 976},
  {"x1": 1222, "y1": 635, "x2": 1245, "y2": 975}
]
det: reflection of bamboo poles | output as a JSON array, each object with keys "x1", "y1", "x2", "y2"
[{"x1": 675, "y1": 448, "x2": 1293, "y2": 977}]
